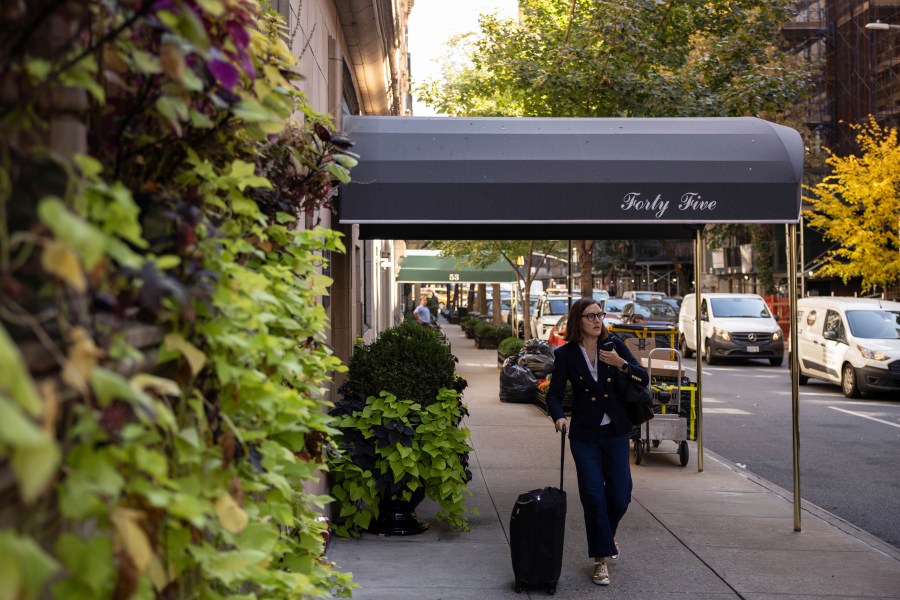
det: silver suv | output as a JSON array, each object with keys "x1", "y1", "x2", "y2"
[{"x1": 531, "y1": 293, "x2": 578, "y2": 341}]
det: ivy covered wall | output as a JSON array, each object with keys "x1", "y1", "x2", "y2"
[{"x1": 0, "y1": 1, "x2": 364, "y2": 597}]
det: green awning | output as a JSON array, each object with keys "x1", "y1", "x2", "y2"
[{"x1": 397, "y1": 250, "x2": 517, "y2": 284}]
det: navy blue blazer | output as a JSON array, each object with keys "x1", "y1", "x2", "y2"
[{"x1": 546, "y1": 334, "x2": 649, "y2": 442}]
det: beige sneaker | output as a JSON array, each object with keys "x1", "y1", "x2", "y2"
[
  {"x1": 609, "y1": 538, "x2": 620, "y2": 561},
  {"x1": 591, "y1": 561, "x2": 610, "y2": 586}
]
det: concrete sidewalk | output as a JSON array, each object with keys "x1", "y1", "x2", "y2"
[{"x1": 327, "y1": 323, "x2": 900, "y2": 599}]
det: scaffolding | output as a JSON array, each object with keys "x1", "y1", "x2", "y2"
[{"x1": 828, "y1": 0, "x2": 900, "y2": 154}]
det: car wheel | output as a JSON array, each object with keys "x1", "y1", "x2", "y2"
[
  {"x1": 841, "y1": 363, "x2": 861, "y2": 398},
  {"x1": 769, "y1": 356, "x2": 783, "y2": 367},
  {"x1": 704, "y1": 340, "x2": 718, "y2": 365},
  {"x1": 680, "y1": 335, "x2": 693, "y2": 359}
]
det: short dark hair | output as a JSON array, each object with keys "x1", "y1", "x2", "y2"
[{"x1": 564, "y1": 298, "x2": 602, "y2": 344}]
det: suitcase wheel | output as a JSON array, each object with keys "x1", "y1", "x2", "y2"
[
  {"x1": 515, "y1": 584, "x2": 523, "y2": 593},
  {"x1": 548, "y1": 586, "x2": 556, "y2": 595}
]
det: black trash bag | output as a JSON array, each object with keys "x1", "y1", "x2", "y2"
[
  {"x1": 522, "y1": 338, "x2": 552, "y2": 356},
  {"x1": 499, "y1": 356, "x2": 538, "y2": 403},
  {"x1": 517, "y1": 353, "x2": 554, "y2": 379}
]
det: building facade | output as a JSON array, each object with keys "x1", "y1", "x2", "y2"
[{"x1": 275, "y1": 0, "x2": 413, "y2": 367}]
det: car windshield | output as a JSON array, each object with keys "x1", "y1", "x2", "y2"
[
  {"x1": 635, "y1": 302, "x2": 677, "y2": 318},
  {"x1": 710, "y1": 297, "x2": 772, "y2": 318},
  {"x1": 603, "y1": 299, "x2": 628, "y2": 312},
  {"x1": 846, "y1": 310, "x2": 900, "y2": 339},
  {"x1": 547, "y1": 298, "x2": 573, "y2": 315}
]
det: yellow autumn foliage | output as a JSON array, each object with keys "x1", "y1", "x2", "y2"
[{"x1": 804, "y1": 117, "x2": 900, "y2": 293}]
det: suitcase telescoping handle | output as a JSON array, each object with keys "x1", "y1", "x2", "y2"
[{"x1": 559, "y1": 424, "x2": 566, "y2": 491}]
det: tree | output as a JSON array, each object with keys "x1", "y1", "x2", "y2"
[
  {"x1": 804, "y1": 118, "x2": 900, "y2": 294},
  {"x1": 417, "y1": 0, "x2": 812, "y2": 291},
  {"x1": 429, "y1": 240, "x2": 559, "y2": 339},
  {"x1": 417, "y1": 0, "x2": 808, "y2": 119},
  {"x1": 575, "y1": 240, "x2": 596, "y2": 295}
]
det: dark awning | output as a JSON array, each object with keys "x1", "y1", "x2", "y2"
[
  {"x1": 338, "y1": 116, "x2": 803, "y2": 240},
  {"x1": 396, "y1": 250, "x2": 517, "y2": 283}
]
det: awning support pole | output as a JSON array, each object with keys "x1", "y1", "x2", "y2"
[
  {"x1": 788, "y1": 222, "x2": 802, "y2": 531},
  {"x1": 694, "y1": 229, "x2": 704, "y2": 473}
]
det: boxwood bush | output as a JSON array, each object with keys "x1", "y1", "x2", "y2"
[
  {"x1": 348, "y1": 320, "x2": 464, "y2": 408},
  {"x1": 499, "y1": 336, "x2": 525, "y2": 357},
  {"x1": 474, "y1": 321, "x2": 512, "y2": 339}
]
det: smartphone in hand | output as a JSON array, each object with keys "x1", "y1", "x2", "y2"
[{"x1": 601, "y1": 340, "x2": 615, "y2": 352}]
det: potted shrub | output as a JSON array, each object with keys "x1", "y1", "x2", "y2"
[
  {"x1": 498, "y1": 336, "x2": 525, "y2": 367},
  {"x1": 328, "y1": 321, "x2": 472, "y2": 537},
  {"x1": 474, "y1": 321, "x2": 512, "y2": 350},
  {"x1": 461, "y1": 315, "x2": 481, "y2": 339}
]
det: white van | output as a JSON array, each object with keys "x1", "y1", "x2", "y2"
[
  {"x1": 679, "y1": 293, "x2": 784, "y2": 366},
  {"x1": 794, "y1": 297, "x2": 900, "y2": 397}
]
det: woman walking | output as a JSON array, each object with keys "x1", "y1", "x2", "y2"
[{"x1": 545, "y1": 297, "x2": 649, "y2": 586}]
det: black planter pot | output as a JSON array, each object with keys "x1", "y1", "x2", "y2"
[{"x1": 368, "y1": 487, "x2": 429, "y2": 536}]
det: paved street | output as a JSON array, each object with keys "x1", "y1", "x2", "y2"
[{"x1": 687, "y1": 360, "x2": 900, "y2": 550}]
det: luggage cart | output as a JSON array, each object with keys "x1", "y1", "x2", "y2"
[{"x1": 633, "y1": 348, "x2": 690, "y2": 467}]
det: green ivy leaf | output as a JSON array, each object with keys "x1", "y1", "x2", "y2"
[
  {"x1": 0, "y1": 532, "x2": 60, "y2": 600},
  {"x1": 37, "y1": 197, "x2": 106, "y2": 269},
  {"x1": 24, "y1": 58, "x2": 52, "y2": 80},
  {"x1": 0, "y1": 325, "x2": 43, "y2": 416},
  {"x1": 233, "y1": 98, "x2": 275, "y2": 123},
  {"x1": 131, "y1": 49, "x2": 163, "y2": 74},
  {"x1": 11, "y1": 440, "x2": 61, "y2": 504},
  {"x1": 0, "y1": 398, "x2": 50, "y2": 448},
  {"x1": 53, "y1": 533, "x2": 114, "y2": 597}
]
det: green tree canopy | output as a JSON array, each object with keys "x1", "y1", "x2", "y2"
[
  {"x1": 804, "y1": 119, "x2": 900, "y2": 294},
  {"x1": 417, "y1": 0, "x2": 809, "y2": 119}
]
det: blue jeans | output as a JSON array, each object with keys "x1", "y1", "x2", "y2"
[{"x1": 569, "y1": 425, "x2": 632, "y2": 558}]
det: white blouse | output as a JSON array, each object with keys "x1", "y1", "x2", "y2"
[{"x1": 579, "y1": 343, "x2": 611, "y2": 426}]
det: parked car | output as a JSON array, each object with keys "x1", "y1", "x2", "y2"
[
  {"x1": 599, "y1": 297, "x2": 629, "y2": 325},
  {"x1": 509, "y1": 297, "x2": 539, "y2": 337},
  {"x1": 621, "y1": 300, "x2": 679, "y2": 326},
  {"x1": 622, "y1": 290, "x2": 665, "y2": 301},
  {"x1": 547, "y1": 315, "x2": 568, "y2": 347},
  {"x1": 486, "y1": 298, "x2": 511, "y2": 323},
  {"x1": 679, "y1": 293, "x2": 784, "y2": 366},
  {"x1": 793, "y1": 297, "x2": 900, "y2": 398},
  {"x1": 532, "y1": 292, "x2": 578, "y2": 341},
  {"x1": 660, "y1": 296, "x2": 682, "y2": 311}
]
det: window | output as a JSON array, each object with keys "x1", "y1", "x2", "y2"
[
  {"x1": 709, "y1": 297, "x2": 771, "y2": 318},
  {"x1": 823, "y1": 310, "x2": 846, "y2": 344},
  {"x1": 846, "y1": 310, "x2": 900, "y2": 340}
]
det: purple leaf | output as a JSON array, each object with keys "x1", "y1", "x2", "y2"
[
  {"x1": 209, "y1": 58, "x2": 240, "y2": 90},
  {"x1": 227, "y1": 21, "x2": 250, "y2": 50}
]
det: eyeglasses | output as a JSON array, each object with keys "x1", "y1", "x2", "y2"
[{"x1": 581, "y1": 312, "x2": 605, "y2": 322}]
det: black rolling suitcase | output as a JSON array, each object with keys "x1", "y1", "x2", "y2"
[{"x1": 509, "y1": 426, "x2": 567, "y2": 595}]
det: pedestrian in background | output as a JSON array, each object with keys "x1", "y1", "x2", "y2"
[
  {"x1": 413, "y1": 295, "x2": 432, "y2": 327},
  {"x1": 545, "y1": 297, "x2": 648, "y2": 586}
]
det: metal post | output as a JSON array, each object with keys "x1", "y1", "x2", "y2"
[
  {"x1": 567, "y1": 240, "x2": 574, "y2": 310},
  {"x1": 800, "y1": 215, "x2": 806, "y2": 297},
  {"x1": 694, "y1": 229, "x2": 704, "y2": 473},
  {"x1": 788, "y1": 222, "x2": 802, "y2": 531}
]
